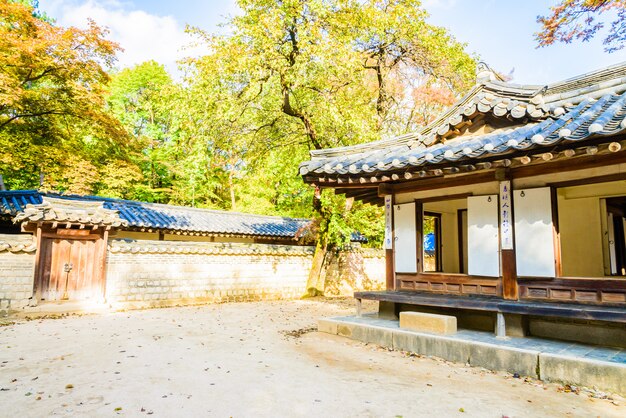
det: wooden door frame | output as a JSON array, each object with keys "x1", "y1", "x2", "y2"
[
  {"x1": 31, "y1": 225, "x2": 108, "y2": 304},
  {"x1": 457, "y1": 209, "x2": 468, "y2": 274},
  {"x1": 423, "y1": 211, "x2": 443, "y2": 273}
]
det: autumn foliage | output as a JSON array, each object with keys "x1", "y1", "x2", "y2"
[
  {"x1": 0, "y1": 0, "x2": 133, "y2": 192},
  {"x1": 536, "y1": 0, "x2": 626, "y2": 52}
]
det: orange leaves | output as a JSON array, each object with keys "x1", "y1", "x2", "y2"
[
  {"x1": 535, "y1": 0, "x2": 626, "y2": 52},
  {"x1": 0, "y1": 0, "x2": 122, "y2": 129},
  {"x1": 0, "y1": 0, "x2": 136, "y2": 195}
]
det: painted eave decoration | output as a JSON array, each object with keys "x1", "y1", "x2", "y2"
[{"x1": 299, "y1": 61, "x2": 626, "y2": 201}]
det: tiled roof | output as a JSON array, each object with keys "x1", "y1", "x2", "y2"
[
  {"x1": 299, "y1": 62, "x2": 626, "y2": 181},
  {"x1": 14, "y1": 197, "x2": 128, "y2": 228},
  {"x1": 0, "y1": 233, "x2": 37, "y2": 253},
  {"x1": 0, "y1": 191, "x2": 312, "y2": 239},
  {"x1": 300, "y1": 91, "x2": 626, "y2": 178}
]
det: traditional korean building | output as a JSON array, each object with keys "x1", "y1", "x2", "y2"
[{"x1": 300, "y1": 62, "x2": 626, "y2": 346}]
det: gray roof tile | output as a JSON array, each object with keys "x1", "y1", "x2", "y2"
[{"x1": 300, "y1": 89, "x2": 626, "y2": 178}]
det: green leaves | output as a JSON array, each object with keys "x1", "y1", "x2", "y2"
[{"x1": 2, "y1": 0, "x2": 475, "y2": 252}]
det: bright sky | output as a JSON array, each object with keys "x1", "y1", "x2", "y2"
[{"x1": 40, "y1": 0, "x2": 626, "y2": 84}]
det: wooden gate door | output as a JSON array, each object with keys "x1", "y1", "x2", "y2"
[{"x1": 39, "y1": 236, "x2": 103, "y2": 301}]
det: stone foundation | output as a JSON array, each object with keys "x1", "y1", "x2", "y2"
[
  {"x1": 321, "y1": 316, "x2": 626, "y2": 395},
  {"x1": 323, "y1": 248, "x2": 385, "y2": 296}
]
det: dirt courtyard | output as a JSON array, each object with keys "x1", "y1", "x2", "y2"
[{"x1": 1, "y1": 299, "x2": 624, "y2": 417}]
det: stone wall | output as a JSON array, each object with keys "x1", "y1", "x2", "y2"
[
  {"x1": 0, "y1": 234, "x2": 36, "y2": 312},
  {"x1": 323, "y1": 248, "x2": 386, "y2": 296},
  {"x1": 0, "y1": 234, "x2": 386, "y2": 312},
  {"x1": 105, "y1": 239, "x2": 316, "y2": 308}
]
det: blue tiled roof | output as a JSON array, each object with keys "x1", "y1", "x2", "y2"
[
  {"x1": 0, "y1": 191, "x2": 311, "y2": 239},
  {"x1": 0, "y1": 190, "x2": 42, "y2": 216}
]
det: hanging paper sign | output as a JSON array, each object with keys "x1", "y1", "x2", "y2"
[
  {"x1": 499, "y1": 181, "x2": 514, "y2": 250},
  {"x1": 384, "y1": 195, "x2": 393, "y2": 249}
]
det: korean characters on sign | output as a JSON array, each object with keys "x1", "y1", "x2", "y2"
[{"x1": 499, "y1": 181, "x2": 513, "y2": 250}]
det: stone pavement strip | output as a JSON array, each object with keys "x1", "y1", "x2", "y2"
[{"x1": 321, "y1": 314, "x2": 626, "y2": 395}]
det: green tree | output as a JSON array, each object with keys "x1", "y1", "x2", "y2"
[
  {"x1": 185, "y1": 0, "x2": 475, "y2": 294},
  {"x1": 106, "y1": 61, "x2": 179, "y2": 201}
]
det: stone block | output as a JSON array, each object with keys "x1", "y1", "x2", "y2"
[
  {"x1": 469, "y1": 342, "x2": 539, "y2": 378},
  {"x1": 392, "y1": 329, "x2": 471, "y2": 363},
  {"x1": 378, "y1": 301, "x2": 397, "y2": 320},
  {"x1": 336, "y1": 322, "x2": 393, "y2": 347},
  {"x1": 318, "y1": 318, "x2": 338, "y2": 335},
  {"x1": 504, "y1": 314, "x2": 527, "y2": 337},
  {"x1": 399, "y1": 311, "x2": 457, "y2": 335},
  {"x1": 539, "y1": 353, "x2": 626, "y2": 395}
]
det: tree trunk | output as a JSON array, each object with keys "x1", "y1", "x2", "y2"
[
  {"x1": 228, "y1": 170, "x2": 236, "y2": 210},
  {"x1": 304, "y1": 242, "x2": 327, "y2": 297}
]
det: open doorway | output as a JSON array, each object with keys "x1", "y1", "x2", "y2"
[
  {"x1": 605, "y1": 197, "x2": 626, "y2": 276},
  {"x1": 421, "y1": 199, "x2": 467, "y2": 274},
  {"x1": 423, "y1": 212, "x2": 442, "y2": 272}
]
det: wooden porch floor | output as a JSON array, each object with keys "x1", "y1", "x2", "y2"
[{"x1": 354, "y1": 290, "x2": 626, "y2": 323}]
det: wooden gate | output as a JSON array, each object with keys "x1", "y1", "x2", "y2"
[{"x1": 35, "y1": 229, "x2": 108, "y2": 302}]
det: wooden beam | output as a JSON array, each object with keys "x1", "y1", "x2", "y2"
[
  {"x1": 419, "y1": 193, "x2": 472, "y2": 204},
  {"x1": 390, "y1": 171, "x2": 496, "y2": 195},
  {"x1": 312, "y1": 179, "x2": 378, "y2": 189},
  {"x1": 362, "y1": 195, "x2": 384, "y2": 206},
  {"x1": 342, "y1": 189, "x2": 378, "y2": 199},
  {"x1": 378, "y1": 183, "x2": 393, "y2": 197},
  {"x1": 512, "y1": 149, "x2": 626, "y2": 179},
  {"x1": 547, "y1": 172, "x2": 626, "y2": 189}
]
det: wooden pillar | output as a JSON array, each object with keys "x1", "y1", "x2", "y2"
[
  {"x1": 499, "y1": 179, "x2": 518, "y2": 300},
  {"x1": 385, "y1": 249, "x2": 394, "y2": 290},
  {"x1": 415, "y1": 201, "x2": 424, "y2": 274},
  {"x1": 31, "y1": 224, "x2": 43, "y2": 306},
  {"x1": 551, "y1": 187, "x2": 563, "y2": 277},
  {"x1": 383, "y1": 194, "x2": 395, "y2": 290},
  {"x1": 501, "y1": 250, "x2": 518, "y2": 299},
  {"x1": 99, "y1": 228, "x2": 110, "y2": 303}
]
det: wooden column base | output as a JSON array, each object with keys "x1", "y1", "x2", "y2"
[
  {"x1": 385, "y1": 249, "x2": 394, "y2": 290},
  {"x1": 501, "y1": 249, "x2": 518, "y2": 300}
]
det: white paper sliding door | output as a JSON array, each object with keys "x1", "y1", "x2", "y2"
[
  {"x1": 467, "y1": 195, "x2": 500, "y2": 277},
  {"x1": 393, "y1": 202, "x2": 417, "y2": 273},
  {"x1": 514, "y1": 187, "x2": 556, "y2": 277}
]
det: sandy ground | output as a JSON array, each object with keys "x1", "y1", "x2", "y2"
[{"x1": 0, "y1": 298, "x2": 624, "y2": 418}]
